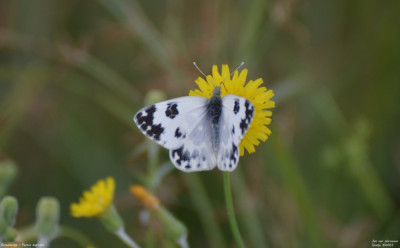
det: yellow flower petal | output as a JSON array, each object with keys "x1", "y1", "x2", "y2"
[
  {"x1": 189, "y1": 64, "x2": 275, "y2": 156},
  {"x1": 70, "y1": 177, "x2": 115, "y2": 218}
]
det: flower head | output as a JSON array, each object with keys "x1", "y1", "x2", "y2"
[
  {"x1": 70, "y1": 177, "x2": 115, "y2": 218},
  {"x1": 189, "y1": 64, "x2": 275, "y2": 155},
  {"x1": 130, "y1": 185, "x2": 160, "y2": 209}
]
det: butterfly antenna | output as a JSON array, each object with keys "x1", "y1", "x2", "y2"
[
  {"x1": 193, "y1": 62, "x2": 207, "y2": 78},
  {"x1": 194, "y1": 61, "x2": 218, "y2": 87},
  {"x1": 231, "y1": 61, "x2": 245, "y2": 77},
  {"x1": 220, "y1": 61, "x2": 245, "y2": 91}
]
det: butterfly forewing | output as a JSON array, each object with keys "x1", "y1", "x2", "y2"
[
  {"x1": 217, "y1": 94, "x2": 255, "y2": 171},
  {"x1": 134, "y1": 96, "x2": 208, "y2": 149}
]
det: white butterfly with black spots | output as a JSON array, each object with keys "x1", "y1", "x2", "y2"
[{"x1": 134, "y1": 86, "x2": 254, "y2": 172}]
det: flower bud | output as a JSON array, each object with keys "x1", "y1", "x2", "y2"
[
  {"x1": 34, "y1": 197, "x2": 60, "y2": 239},
  {"x1": 0, "y1": 196, "x2": 18, "y2": 227},
  {"x1": 0, "y1": 160, "x2": 18, "y2": 197},
  {"x1": 155, "y1": 206, "x2": 188, "y2": 243},
  {"x1": 130, "y1": 185, "x2": 159, "y2": 209}
]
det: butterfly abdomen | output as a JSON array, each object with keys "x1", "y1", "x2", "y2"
[{"x1": 208, "y1": 93, "x2": 222, "y2": 152}]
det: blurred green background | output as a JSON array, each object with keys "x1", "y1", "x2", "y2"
[{"x1": 0, "y1": 0, "x2": 399, "y2": 247}]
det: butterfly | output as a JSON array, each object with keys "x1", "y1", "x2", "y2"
[{"x1": 134, "y1": 71, "x2": 254, "y2": 172}]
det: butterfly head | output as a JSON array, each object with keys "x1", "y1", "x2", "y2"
[
  {"x1": 193, "y1": 61, "x2": 246, "y2": 99},
  {"x1": 211, "y1": 85, "x2": 222, "y2": 98}
]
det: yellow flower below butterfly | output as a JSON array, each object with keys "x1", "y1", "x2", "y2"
[
  {"x1": 189, "y1": 65, "x2": 275, "y2": 155},
  {"x1": 70, "y1": 177, "x2": 115, "y2": 218},
  {"x1": 70, "y1": 178, "x2": 139, "y2": 246}
]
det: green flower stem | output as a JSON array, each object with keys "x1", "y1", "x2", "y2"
[{"x1": 223, "y1": 172, "x2": 246, "y2": 248}]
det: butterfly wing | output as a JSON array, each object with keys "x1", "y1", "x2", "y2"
[
  {"x1": 134, "y1": 96, "x2": 208, "y2": 149},
  {"x1": 134, "y1": 96, "x2": 217, "y2": 172},
  {"x1": 217, "y1": 94, "x2": 255, "y2": 171},
  {"x1": 169, "y1": 116, "x2": 217, "y2": 172}
]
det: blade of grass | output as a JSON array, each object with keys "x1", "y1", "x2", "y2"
[
  {"x1": 0, "y1": 65, "x2": 50, "y2": 147},
  {"x1": 235, "y1": 0, "x2": 269, "y2": 62},
  {"x1": 58, "y1": 44, "x2": 141, "y2": 104},
  {"x1": 313, "y1": 88, "x2": 395, "y2": 221},
  {"x1": 96, "y1": 0, "x2": 182, "y2": 82},
  {"x1": 182, "y1": 173, "x2": 226, "y2": 248},
  {"x1": 0, "y1": 28, "x2": 140, "y2": 104},
  {"x1": 269, "y1": 132, "x2": 326, "y2": 247},
  {"x1": 232, "y1": 167, "x2": 269, "y2": 248},
  {"x1": 58, "y1": 73, "x2": 136, "y2": 127}
]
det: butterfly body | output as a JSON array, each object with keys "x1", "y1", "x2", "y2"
[
  {"x1": 134, "y1": 86, "x2": 254, "y2": 172},
  {"x1": 208, "y1": 86, "x2": 223, "y2": 153}
]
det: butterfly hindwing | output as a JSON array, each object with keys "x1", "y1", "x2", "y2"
[
  {"x1": 134, "y1": 96, "x2": 208, "y2": 149},
  {"x1": 217, "y1": 94, "x2": 255, "y2": 171},
  {"x1": 169, "y1": 116, "x2": 217, "y2": 172}
]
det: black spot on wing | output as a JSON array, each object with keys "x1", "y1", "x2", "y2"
[
  {"x1": 171, "y1": 146, "x2": 190, "y2": 167},
  {"x1": 229, "y1": 144, "x2": 238, "y2": 168},
  {"x1": 220, "y1": 143, "x2": 239, "y2": 170},
  {"x1": 175, "y1": 128, "x2": 183, "y2": 138},
  {"x1": 239, "y1": 100, "x2": 254, "y2": 135},
  {"x1": 165, "y1": 103, "x2": 179, "y2": 119},
  {"x1": 135, "y1": 105, "x2": 164, "y2": 141},
  {"x1": 233, "y1": 98, "x2": 240, "y2": 114}
]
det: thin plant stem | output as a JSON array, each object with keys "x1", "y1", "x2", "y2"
[{"x1": 223, "y1": 172, "x2": 246, "y2": 248}]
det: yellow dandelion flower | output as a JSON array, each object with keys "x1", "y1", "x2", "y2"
[
  {"x1": 130, "y1": 185, "x2": 160, "y2": 209},
  {"x1": 70, "y1": 177, "x2": 115, "y2": 218},
  {"x1": 189, "y1": 64, "x2": 275, "y2": 155}
]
